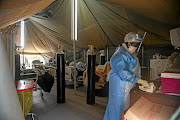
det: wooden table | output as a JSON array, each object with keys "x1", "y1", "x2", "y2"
[{"x1": 130, "y1": 81, "x2": 180, "y2": 108}]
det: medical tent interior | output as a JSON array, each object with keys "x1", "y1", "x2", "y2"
[{"x1": 0, "y1": 0, "x2": 180, "y2": 120}]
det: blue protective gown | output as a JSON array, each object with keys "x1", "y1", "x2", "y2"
[{"x1": 103, "y1": 45, "x2": 140, "y2": 120}]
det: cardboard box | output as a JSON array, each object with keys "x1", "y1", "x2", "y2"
[{"x1": 124, "y1": 97, "x2": 176, "y2": 120}]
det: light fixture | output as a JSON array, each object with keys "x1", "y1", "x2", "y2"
[
  {"x1": 71, "y1": 0, "x2": 77, "y2": 41},
  {"x1": 21, "y1": 20, "x2": 24, "y2": 49}
]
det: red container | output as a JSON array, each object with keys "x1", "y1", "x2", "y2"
[{"x1": 161, "y1": 72, "x2": 180, "y2": 94}]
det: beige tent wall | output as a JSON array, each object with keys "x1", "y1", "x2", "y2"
[
  {"x1": 0, "y1": 0, "x2": 55, "y2": 29},
  {"x1": 1, "y1": 29, "x2": 14, "y2": 69},
  {"x1": 0, "y1": 0, "x2": 55, "y2": 67}
]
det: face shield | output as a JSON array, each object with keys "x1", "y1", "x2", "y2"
[{"x1": 124, "y1": 32, "x2": 147, "y2": 54}]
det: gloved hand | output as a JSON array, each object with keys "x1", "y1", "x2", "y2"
[{"x1": 138, "y1": 79, "x2": 150, "y2": 88}]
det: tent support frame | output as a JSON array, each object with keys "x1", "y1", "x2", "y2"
[
  {"x1": 73, "y1": 40, "x2": 76, "y2": 94},
  {"x1": 107, "y1": 46, "x2": 109, "y2": 61}
]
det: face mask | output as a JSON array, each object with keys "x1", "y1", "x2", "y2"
[{"x1": 129, "y1": 46, "x2": 137, "y2": 54}]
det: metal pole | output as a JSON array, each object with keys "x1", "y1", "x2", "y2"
[
  {"x1": 6, "y1": 35, "x2": 9, "y2": 59},
  {"x1": 64, "y1": 50, "x2": 67, "y2": 61},
  {"x1": 12, "y1": 30, "x2": 16, "y2": 80},
  {"x1": 23, "y1": 49, "x2": 24, "y2": 69},
  {"x1": 10, "y1": 30, "x2": 13, "y2": 69},
  {"x1": 10, "y1": 30, "x2": 16, "y2": 80},
  {"x1": 107, "y1": 46, "x2": 109, "y2": 61},
  {"x1": 142, "y1": 46, "x2": 144, "y2": 67},
  {"x1": 137, "y1": 32, "x2": 147, "y2": 53},
  {"x1": 73, "y1": 40, "x2": 76, "y2": 94},
  {"x1": 71, "y1": 0, "x2": 77, "y2": 94},
  {"x1": 15, "y1": 54, "x2": 21, "y2": 81},
  {"x1": 83, "y1": 48, "x2": 86, "y2": 63},
  {"x1": 0, "y1": 33, "x2": 24, "y2": 120}
]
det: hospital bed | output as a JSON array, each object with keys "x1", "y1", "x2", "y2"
[{"x1": 65, "y1": 62, "x2": 85, "y2": 87}]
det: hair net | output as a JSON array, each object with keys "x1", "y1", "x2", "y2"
[{"x1": 124, "y1": 32, "x2": 143, "y2": 43}]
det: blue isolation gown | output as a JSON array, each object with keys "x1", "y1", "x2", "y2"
[{"x1": 103, "y1": 45, "x2": 141, "y2": 120}]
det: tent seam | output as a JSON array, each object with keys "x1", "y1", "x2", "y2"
[
  {"x1": 83, "y1": 0, "x2": 115, "y2": 47},
  {"x1": 97, "y1": 0, "x2": 170, "y2": 41}
]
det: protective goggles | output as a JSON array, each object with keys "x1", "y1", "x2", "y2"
[{"x1": 129, "y1": 42, "x2": 141, "y2": 47}]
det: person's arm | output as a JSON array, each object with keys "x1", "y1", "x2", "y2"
[{"x1": 110, "y1": 51, "x2": 138, "y2": 83}]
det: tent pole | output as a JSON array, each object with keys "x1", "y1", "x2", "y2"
[
  {"x1": 10, "y1": 30, "x2": 13, "y2": 69},
  {"x1": 12, "y1": 31, "x2": 15, "y2": 80},
  {"x1": 23, "y1": 49, "x2": 24, "y2": 69},
  {"x1": 84, "y1": 48, "x2": 86, "y2": 63},
  {"x1": 64, "y1": 50, "x2": 67, "y2": 61},
  {"x1": 73, "y1": 40, "x2": 76, "y2": 94},
  {"x1": 142, "y1": 46, "x2": 144, "y2": 66},
  {"x1": 107, "y1": 46, "x2": 109, "y2": 61},
  {"x1": 71, "y1": 0, "x2": 77, "y2": 94},
  {"x1": 11, "y1": 30, "x2": 15, "y2": 80},
  {"x1": 12, "y1": 30, "x2": 15, "y2": 80},
  {"x1": 6, "y1": 34, "x2": 9, "y2": 58}
]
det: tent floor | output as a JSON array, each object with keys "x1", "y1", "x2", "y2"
[{"x1": 25, "y1": 83, "x2": 108, "y2": 120}]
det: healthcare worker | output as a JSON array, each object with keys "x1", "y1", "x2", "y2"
[{"x1": 103, "y1": 32, "x2": 150, "y2": 120}]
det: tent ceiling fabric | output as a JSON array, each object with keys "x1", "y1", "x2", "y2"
[
  {"x1": 98, "y1": 0, "x2": 180, "y2": 41},
  {"x1": 100, "y1": 0, "x2": 180, "y2": 24},
  {"x1": 0, "y1": 0, "x2": 55, "y2": 29},
  {"x1": 1, "y1": 0, "x2": 180, "y2": 54},
  {"x1": 28, "y1": 0, "x2": 108, "y2": 51}
]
